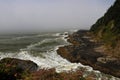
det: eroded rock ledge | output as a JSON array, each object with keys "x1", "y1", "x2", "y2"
[{"x1": 57, "y1": 30, "x2": 120, "y2": 78}]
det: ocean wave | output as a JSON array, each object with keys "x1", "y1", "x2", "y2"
[
  {"x1": 27, "y1": 38, "x2": 61, "y2": 49},
  {"x1": 0, "y1": 32, "x2": 119, "y2": 80},
  {"x1": 0, "y1": 46, "x2": 119, "y2": 79},
  {"x1": 0, "y1": 49, "x2": 82, "y2": 72},
  {"x1": 36, "y1": 33, "x2": 61, "y2": 37},
  {"x1": 12, "y1": 35, "x2": 36, "y2": 40},
  {"x1": 0, "y1": 43, "x2": 95, "y2": 73}
]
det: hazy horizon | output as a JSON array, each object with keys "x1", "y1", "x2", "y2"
[{"x1": 0, "y1": 0, "x2": 115, "y2": 33}]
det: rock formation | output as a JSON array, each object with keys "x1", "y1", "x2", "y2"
[{"x1": 0, "y1": 58, "x2": 38, "y2": 80}]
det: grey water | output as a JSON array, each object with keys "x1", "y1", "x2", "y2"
[
  {"x1": 0, "y1": 31, "x2": 119, "y2": 80},
  {"x1": 0, "y1": 32, "x2": 65, "y2": 53}
]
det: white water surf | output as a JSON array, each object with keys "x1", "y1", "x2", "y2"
[{"x1": 0, "y1": 32, "x2": 119, "y2": 80}]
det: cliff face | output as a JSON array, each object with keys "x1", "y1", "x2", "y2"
[
  {"x1": 57, "y1": 0, "x2": 120, "y2": 78},
  {"x1": 90, "y1": 0, "x2": 120, "y2": 57}
]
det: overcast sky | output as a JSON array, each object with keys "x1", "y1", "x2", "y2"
[{"x1": 0, "y1": 0, "x2": 115, "y2": 33}]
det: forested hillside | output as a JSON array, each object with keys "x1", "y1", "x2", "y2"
[{"x1": 90, "y1": 0, "x2": 120, "y2": 57}]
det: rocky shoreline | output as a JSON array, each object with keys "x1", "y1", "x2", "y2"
[
  {"x1": 57, "y1": 30, "x2": 120, "y2": 78},
  {"x1": 0, "y1": 30, "x2": 120, "y2": 79},
  {"x1": 0, "y1": 58, "x2": 86, "y2": 80}
]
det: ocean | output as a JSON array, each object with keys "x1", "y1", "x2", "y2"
[{"x1": 0, "y1": 31, "x2": 119, "y2": 80}]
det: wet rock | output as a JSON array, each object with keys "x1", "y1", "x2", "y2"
[
  {"x1": 0, "y1": 58, "x2": 38, "y2": 72},
  {"x1": 57, "y1": 30, "x2": 120, "y2": 78},
  {"x1": 97, "y1": 56, "x2": 118, "y2": 63},
  {"x1": 0, "y1": 58, "x2": 38, "y2": 80}
]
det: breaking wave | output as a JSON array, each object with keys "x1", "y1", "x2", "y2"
[{"x1": 0, "y1": 32, "x2": 119, "y2": 80}]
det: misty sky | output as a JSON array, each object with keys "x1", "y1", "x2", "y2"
[{"x1": 0, "y1": 0, "x2": 115, "y2": 33}]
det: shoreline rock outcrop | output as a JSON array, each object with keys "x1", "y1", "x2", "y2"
[
  {"x1": 58, "y1": 0, "x2": 120, "y2": 78},
  {"x1": 57, "y1": 30, "x2": 120, "y2": 78}
]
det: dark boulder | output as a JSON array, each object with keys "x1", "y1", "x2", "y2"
[{"x1": 0, "y1": 58, "x2": 38, "y2": 80}]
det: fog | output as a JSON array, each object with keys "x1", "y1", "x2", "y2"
[{"x1": 0, "y1": 0, "x2": 115, "y2": 33}]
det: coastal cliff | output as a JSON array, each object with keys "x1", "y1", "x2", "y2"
[
  {"x1": 0, "y1": 0, "x2": 119, "y2": 79},
  {"x1": 57, "y1": 0, "x2": 120, "y2": 78},
  {"x1": 90, "y1": 0, "x2": 120, "y2": 58}
]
